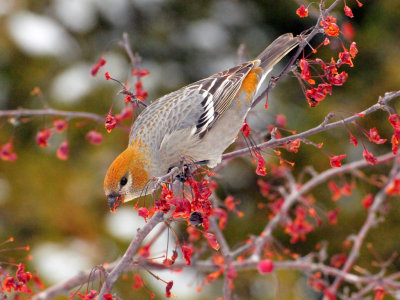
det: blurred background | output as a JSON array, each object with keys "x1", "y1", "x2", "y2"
[{"x1": 0, "y1": 0, "x2": 399, "y2": 299}]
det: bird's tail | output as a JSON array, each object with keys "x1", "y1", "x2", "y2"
[
  {"x1": 252, "y1": 33, "x2": 299, "y2": 99},
  {"x1": 256, "y1": 33, "x2": 299, "y2": 72}
]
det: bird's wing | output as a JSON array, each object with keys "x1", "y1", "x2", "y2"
[
  {"x1": 146, "y1": 62, "x2": 257, "y2": 160},
  {"x1": 185, "y1": 61, "x2": 256, "y2": 139},
  {"x1": 139, "y1": 61, "x2": 256, "y2": 143}
]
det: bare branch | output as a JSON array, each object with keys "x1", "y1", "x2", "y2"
[
  {"x1": 328, "y1": 154, "x2": 400, "y2": 294},
  {"x1": 0, "y1": 108, "x2": 129, "y2": 131},
  {"x1": 250, "y1": 152, "x2": 395, "y2": 260},
  {"x1": 97, "y1": 211, "x2": 165, "y2": 298},
  {"x1": 144, "y1": 257, "x2": 400, "y2": 289},
  {"x1": 209, "y1": 195, "x2": 234, "y2": 300},
  {"x1": 223, "y1": 90, "x2": 400, "y2": 161}
]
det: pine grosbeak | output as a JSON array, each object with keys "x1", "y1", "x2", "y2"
[{"x1": 104, "y1": 33, "x2": 299, "y2": 210}]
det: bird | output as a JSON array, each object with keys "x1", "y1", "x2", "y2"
[{"x1": 104, "y1": 33, "x2": 299, "y2": 211}]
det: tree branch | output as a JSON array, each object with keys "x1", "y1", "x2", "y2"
[
  {"x1": 33, "y1": 212, "x2": 164, "y2": 299},
  {"x1": 144, "y1": 257, "x2": 400, "y2": 289},
  {"x1": 209, "y1": 195, "x2": 234, "y2": 300},
  {"x1": 249, "y1": 152, "x2": 396, "y2": 260},
  {"x1": 328, "y1": 154, "x2": 400, "y2": 294},
  {"x1": 223, "y1": 90, "x2": 400, "y2": 161},
  {"x1": 0, "y1": 108, "x2": 129, "y2": 131},
  {"x1": 97, "y1": 211, "x2": 164, "y2": 298}
]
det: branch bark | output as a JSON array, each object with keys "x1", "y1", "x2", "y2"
[
  {"x1": 328, "y1": 154, "x2": 400, "y2": 295},
  {"x1": 209, "y1": 195, "x2": 234, "y2": 300},
  {"x1": 97, "y1": 211, "x2": 165, "y2": 298},
  {"x1": 0, "y1": 108, "x2": 129, "y2": 130},
  {"x1": 250, "y1": 152, "x2": 395, "y2": 260},
  {"x1": 224, "y1": 90, "x2": 400, "y2": 161}
]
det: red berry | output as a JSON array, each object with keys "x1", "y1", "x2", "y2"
[{"x1": 258, "y1": 259, "x2": 274, "y2": 274}]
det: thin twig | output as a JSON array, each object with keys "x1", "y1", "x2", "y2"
[
  {"x1": 249, "y1": 0, "x2": 343, "y2": 110},
  {"x1": 32, "y1": 264, "x2": 117, "y2": 300},
  {"x1": 120, "y1": 33, "x2": 136, "y2": 71}
]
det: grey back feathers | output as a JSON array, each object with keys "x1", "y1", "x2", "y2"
[{"x1": 129, "y1": 61, "x2": 256, "y2": 146}]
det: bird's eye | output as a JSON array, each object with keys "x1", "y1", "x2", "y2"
[{"x1": 120, "y1": 177, "x2": 128, "y2": 186}]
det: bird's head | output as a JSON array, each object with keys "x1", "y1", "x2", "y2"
[{"x1": 104, "y1": 145, "x2": 150, "y2": 212}]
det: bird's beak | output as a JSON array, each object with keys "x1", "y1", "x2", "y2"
[{"x1": 107, "y1": 193, "x2": 123, "y2": 212}]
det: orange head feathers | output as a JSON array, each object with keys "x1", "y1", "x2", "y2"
[{"x1": 104, "y1": 145, "x2": 150, "y2": 212}]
